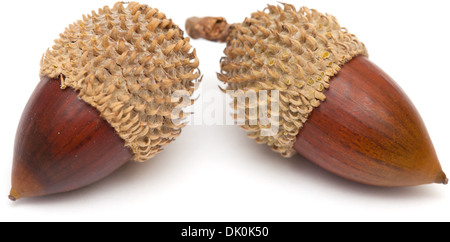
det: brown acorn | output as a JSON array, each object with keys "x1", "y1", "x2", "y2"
[
  {"x1": 185, "y1": 3, "x2": 447, "y2": 187},
  {"x1": 10, "y1": 2, "x2": 200, "y2": 201}
]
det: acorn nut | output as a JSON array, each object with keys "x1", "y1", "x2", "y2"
[
  {"x1": 9, "y1": 2, "x2": 201, "y2": 201},
  {"x1": 186, "y1": 3, "x2": 447, "y2": 187}
]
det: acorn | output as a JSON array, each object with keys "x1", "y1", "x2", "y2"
[
  {"x1": 9, "y1": 2, "x2": 200, "y2": 201},
  {"x1": 185, "y1": 3, "x2": 447, "y2": 187}
]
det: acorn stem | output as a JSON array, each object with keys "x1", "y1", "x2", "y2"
[{"x1": 185, "y1": 17, "x2": 232, "y2": 43}]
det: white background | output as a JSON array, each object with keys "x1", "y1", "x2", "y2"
[{"x1": 1, "y1": 0, "x2": 449, "y2": 222}]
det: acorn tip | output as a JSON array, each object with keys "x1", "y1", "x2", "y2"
[
  {"x1": 8, "y1": 188, "x2": 22, "y2": 201},
  {"x1": 433, "y1": 170, "x2": 448, "y2": 185}
]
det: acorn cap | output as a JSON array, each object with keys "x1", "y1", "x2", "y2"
[
  {"x1": 40, "y1": 2, "x2": 201, "y2": 162},
  {"x1": 216, "y1": 4, "x2": 367, "y2": 157}
]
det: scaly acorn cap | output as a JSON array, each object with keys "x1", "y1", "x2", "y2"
[
  {"x1": 215, "y1": 4, "x2": 367, "y2": 157},
  {"x1": 41, "y1": 2, "x2": 201, "y2": 162}
]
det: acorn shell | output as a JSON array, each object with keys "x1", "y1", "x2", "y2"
[
  {"x1": 10, "y1": 77, "x2": 133, "y2": 200},
  {"x1": 295, "y1": 56, "x2": 447, "y2": 186}
]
